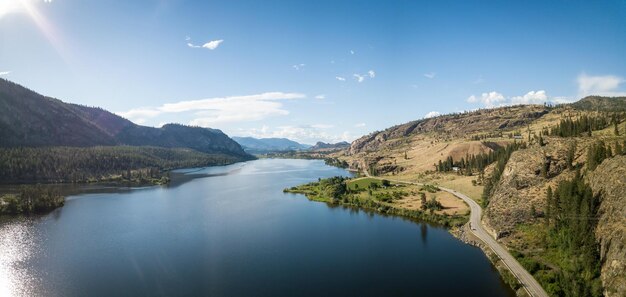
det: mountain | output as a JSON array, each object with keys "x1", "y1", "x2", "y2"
[
  {"x1": 569, "y1": 95, "x2": 626, "y2": 111},
  {"x1": 309, "y1": 141, "x2": 350, "y2": 152},
  {"x1": 0, "y1": 79, "x2": 249, "y2": 158},
  {"x1": 333, "y1": 97, "x2": 626, "y2": 297},
  {"x1": 232, "y1": 137, "x2": 310, "y2": 153}
]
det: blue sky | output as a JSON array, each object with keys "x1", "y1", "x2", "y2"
[{"x1": 1, "y1": 0, "x2": 625, "y2": 144}]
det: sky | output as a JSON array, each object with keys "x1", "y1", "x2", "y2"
[{"x1": 1, "y1": 0, "x2": 626, "y2": 144}]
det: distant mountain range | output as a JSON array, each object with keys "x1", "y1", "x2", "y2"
[
  {"x1": 309, "y1": 141, "x2": 350, "y2": 151},
  {"x1": 232, "y1": 137, "x2": 352, "y2": 154},
  {"x1": 0, "y1": 79, "x2": 249, "y2": 158},
  {"x1": 232, "y1": 137, "x2": 311, "y2": 154}
]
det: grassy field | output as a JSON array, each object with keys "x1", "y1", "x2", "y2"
[{"x1": 346, "y1": 177, "x2": 383, "y2": 191}]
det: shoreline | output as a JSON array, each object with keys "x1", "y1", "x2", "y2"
[
  {"x1": 0, "y1": 159, "x2": 251, "y2": 217},
  {"x1": 287, "y1": 171, "x2": 546, "y2": 297}
]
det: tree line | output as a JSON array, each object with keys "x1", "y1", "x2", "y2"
[
  {"x1": 0, "y1": 146, "x2": 243, "y2": 184},
  {"x1": 548, "y1": 114, "x2": 623, "y2": 137},
  {"x1": 586, "y1": 140, "x2": 626, "y2": 170},
  {"x1": 435, "y1": 142, "x2": 526, "y2": 177},
  {"x1": 543, "y1": 171, "x2": 603, "y2": 297}
]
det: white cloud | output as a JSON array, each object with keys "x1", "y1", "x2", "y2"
[
  {"x1": 468, "y1": 90, "x2": 573, "y2": 107},
  {"x1": 353, "y1": 74, "x2": 365, "y2": 83},
  {"x1": 368, "y1": 70, "x2": 376, "y2": 78},
  {"x1": 187, "y1": 39, "x2": 223, "y2": 50},
  {"x1": 293, "y1": 63, "x2": 305, "y2": 70},
  {"x1": 0, "y1": 71, "x2": 10, "y2": 76},
  {"x1": 577, "y1": 73, "x2": 626, "y2": 97},
  {"x1": 202, "y1": 39, "x2": 223, "y2": 50},
  {"x1": 424, "y1": 72, "x2": 436, "y2": 79},
  {"x1": 354, "y1": 123, "x2": 366, "y2": 128},
  {"x1": 335, "y1": 76, "x2": 346, "y2": 81},
  {"x1": 116, "y1": 108, "x2": 162, "y2": 120},
  {"x1": 238, "y1": 125, "x2": 355, "y2": 144},
  {"x1": 466, "y1": 91, "x2": 506, "y2": 107},
  {"x1": 350, "y1": 50, "x2": 355, "y2": 55},
  {"x1": 315, "y1": 94, "x2": 326, "y2": 99},
  {"x1": 424, "y1": 111, "x2": 441, "y2": 118},
  {"x1": 185, "y1": 36, "x2": 191, "y2": 41},
  {"x1": 510, "y1": 90, "x2": 548, "y2": 104},
  {"x1": 117, "y1": 92, "x2": 305, "y2": 126}
]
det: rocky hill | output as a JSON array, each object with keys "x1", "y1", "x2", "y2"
[
  {"x1": 0, "y1": 79, "x2": 249, "y2": 157},
  {"x1": 334, "y1": 98, "x2": 626, "y2": 296},
  {"x1": 570, "y1": 96, "x2": 626, "y2": 111}
]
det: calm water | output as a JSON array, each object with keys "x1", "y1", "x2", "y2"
[{"x1": 0, "y1": 159, "x2": 514, "y2": 297}]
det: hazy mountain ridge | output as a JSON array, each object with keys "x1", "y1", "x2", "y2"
[
  {"x1": 233, "y1": 137, "x2": 310, "y2": 153},
  {"x1": 309, "y1": 141, "x2": 350, "y2": 152}
]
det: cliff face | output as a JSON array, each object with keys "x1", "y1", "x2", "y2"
[
  {"x1": 588, "y1": 156, "x2": 626, "y2": 297},
  {"x1": 483, "y1": 138, "x2": 578, "y2": 237},
  {"x1": 484, "y1": 139, "x2": 625, "y2": 296}
]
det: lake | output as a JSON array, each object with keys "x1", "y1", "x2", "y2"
[{"x1": 0, "y1": 159, "x2": 514, "y2": 297}]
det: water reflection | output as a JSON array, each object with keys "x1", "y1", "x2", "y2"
[
  {"x1": 420, "y1": 223, "x2": 428, "y2": 245},
  {"x1": 0, "y1": 218, "x2": 37, "y2": 297}
]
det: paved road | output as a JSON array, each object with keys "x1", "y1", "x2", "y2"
[{"x1": 360, "y1": 169, "x2": 548, "y2": 297}]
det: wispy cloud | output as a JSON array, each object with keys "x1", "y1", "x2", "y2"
[
  {"x1": 353, "y1": 70, "x2": 376, "y2": 83},
  {"x1": 577, "y1": 73, "x2": 626, "y2": 97},
  {"x1": 0, "y1": 71, "x2": 10, "y2": 76},
  {"x1": 335, "y1": 76, "x2": 346, "y2": 81},
  {"x1": 187, "y1": 39, "x2": 224, "y2": 50},
  {"x1": 315, "y1": 94, "x2": 326, "y2": 99},
  {"x1": 424, "y1": 111, "x2": 441, "y2": 118},
  {"x1": 423, "y1": 72, "x2": 436, "y2": 79},
  {"x1": 473, "y1": 76, "x2": 485, "y2": 84},
  {"x1": 117, "y1": 92, "x2": 305, "y2": 126},
  {"x1": 354, "y1": 123, "x2": 366, "y2": 128},
  {"x1": 350, "y1": 50, "x2": 355, "y2": 55},
  {"x1": 293, "y1": 63, "x2": 305, "y2": 70}
]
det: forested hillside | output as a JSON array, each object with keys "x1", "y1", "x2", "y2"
[
  {"x1": 0, "y1": 79, "x2": 249, "y2": 157},
  {"x1": 0, "y1": 146, "x2": 242, "y2": 184}
]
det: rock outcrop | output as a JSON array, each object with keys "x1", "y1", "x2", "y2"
[{"x1": 588, "y1": 156, "x2": 626, "y2": 297}]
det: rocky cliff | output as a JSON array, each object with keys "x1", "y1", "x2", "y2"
[{"x1": 588, "y1": 156, "x2": 626, "y2": 297}]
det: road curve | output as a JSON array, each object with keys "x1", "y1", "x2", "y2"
[
  {"x1": 438, "y1": 186, "x2": 549, "y2": 297},
  {"x1": 360, "y1": 169, "x2": 548, "y2": 297}
]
